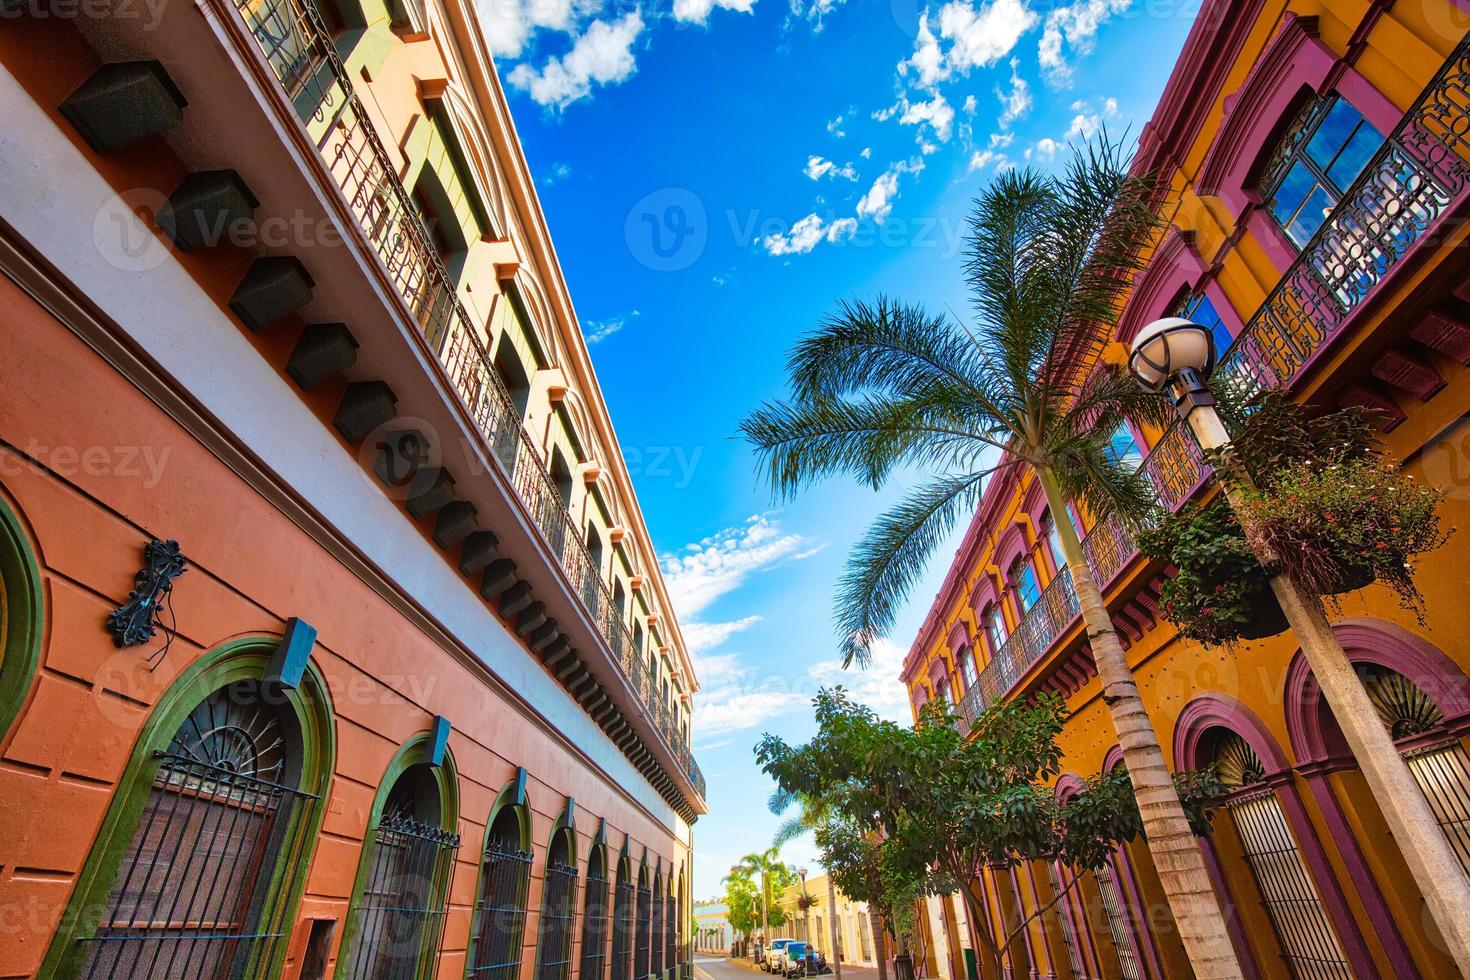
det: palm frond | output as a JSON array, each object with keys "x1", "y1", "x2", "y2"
[{"x1": 836, "y1": 470, "x2": 1001, "y2": 667}]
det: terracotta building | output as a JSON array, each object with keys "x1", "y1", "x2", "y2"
[
  {"x1": 900, "y1": 1, "x2": 1470, "y2": 978},
  {"x1": 0, "y1": 0, "x2": 703, "y2": 975}
]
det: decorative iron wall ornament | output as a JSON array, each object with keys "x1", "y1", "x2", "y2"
[{"x1": 107, "y1": 539, "x2": 188, "y2": 650}]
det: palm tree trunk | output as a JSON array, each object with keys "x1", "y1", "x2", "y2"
[{"x1": 1036, "y1": 468, "x2": 1243, "y2": 979}]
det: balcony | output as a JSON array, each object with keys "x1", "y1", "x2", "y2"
[
  {"x1": 230, "y1": 0, "x2": 703, "y2": 798},
  {"x1": 957, "y1": 34, "x2": 1470, "y2": 732}
]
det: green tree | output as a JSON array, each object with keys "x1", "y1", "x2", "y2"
[
  {"x1": 722, "y1": 866, "x2": 758, "y2": 950},
  {"x1": 732, "y1": 846, "x2": 797, "y2": 938},
  {"x1": 756, "y1": 688, "x2": 1221, "y2": 978},
  {"x1": 740, "y1": 138, "x2": 1243, "y2": 977}
]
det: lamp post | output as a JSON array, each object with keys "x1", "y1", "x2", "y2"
[
  {"x1": 799, "y1": 868, "x2": 810, "y2": 945},
  {"x1": 1130, "y1": 317, "x2": 1470, "y2": 973}
]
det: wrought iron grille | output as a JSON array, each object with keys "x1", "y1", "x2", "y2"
[
  {"x1": 650, "y1": 884, "x2": 664, "y2": 979},
  {"x1": 580, "y1": 868, "x2": 612, "y2": 980},
  {"x1": 1405, "y1": 740, "x2": 1470, "y2": 877},
  {"x1": 1092, "y1": 861, "x2": 1145, "y2": 980},
  {"x1": 664, "y1": 894, "x2": 676, "y2": 978},
  {"x1": 1227, "y1": 791, "x2": 1350, "y2": 979},
  {"x1": 1046, "y1": 863, "x2": 1090, "y2": 980},
  {"x1": 534, "y1": 860, "x2": 580, "y2": 980},
  {"x1": 345, "y1": 810, "x2": 461, "y2": 980},
  {"x1": 612, "y1": 878, "x2": 636, "y2": 980},
  {"x1": 964, "y1": 567, "x2": 1079, "y2": 729},
  {"x1": 635, "y1": 883, "x2": 652, "y2": 980},
  {"x1": 469, "y1": 839, "x2": 535, "y2": 979},
  {"x1": 228, "y1": 0, "x2": 704, "y2": 802},
  {"x1": 79, "y1": 753, "x2": 311, "y2": 978}
]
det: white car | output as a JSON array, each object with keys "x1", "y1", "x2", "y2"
[{"x1": 761, "y1": 939, "x2": 794, "y2": 972}]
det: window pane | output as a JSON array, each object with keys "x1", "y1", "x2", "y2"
[
  {"x1": 1181, "y1": 293, "x2": 1234, "y2": 361},
  {"x1": 1013, "y1": 561, "x2": 1040, "y2": 614},
  {"x1": 1326, "y1": 120, "x2": 1383, "y2": 188},
  {"x1": 1306, "y1": 99, "x2": 1364, "y2": 172},
  {"x1": 1105, "y1": 422, "x2": 1143, "y2": 471},
  {"x1": 1271, "y1": 159, "x2": 1318, "y2": 224},
  {"x1": 1286, "y1": 185, "x2": 1335, "y2": 249},
  {"x1": 986, "y1": 607, "x2": 1007, "y2": 652}
]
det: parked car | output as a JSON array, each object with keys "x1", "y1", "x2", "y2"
[
  {"x1": 777, "y1": 942, "x2": 809, "y2": 977},
  {"x1": 761, "y1": 939, "x2": 793, "y2": 973}
]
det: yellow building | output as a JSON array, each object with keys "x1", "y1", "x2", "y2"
[
  {"x1": 775, "y1": 873, "x2": 884, "y2": 969},
  {"x1": 901, "y1": 2, "x2": 1470, "y2": 978}
]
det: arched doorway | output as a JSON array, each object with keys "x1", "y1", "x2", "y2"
[
  {"x1": 468, "y1": 771, "x2": 534, "y2": 979},
  {"x1": 534, "y1": 800, "x2": 580, "y2": 980}
]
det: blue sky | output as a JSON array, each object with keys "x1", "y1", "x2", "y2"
[{"x1": 487, "y1": 0, "x2": 1198, "y2": 899}]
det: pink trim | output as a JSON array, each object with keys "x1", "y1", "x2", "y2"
[
  {"x1": 1117, "y1": 229, "x2": 1207, "y2": 343},
  {"x1": 969, "y1": 573, "x2": 1002, "y2": 623},
  {"x1": 946, "y1": 621, "x2": 970, "y2": 657},
  {"x1": 1097, "y1": 749, "x2": 1164, "y2": 979},
  {"x1": 994, "y1": 524, "x2": 1030, "y2": 583},
  {"x1": 1173, "y1": 694, "x2": 1376, "y2": 979}
]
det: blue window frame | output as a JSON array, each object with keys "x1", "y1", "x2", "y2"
[
  {"x1": 1104, "y1": 421, "x2": 1144, "y2": 471},
  {"x1": 1262, "y1": 97, "x2": 1384, "y2": 249},
  {"x1": 1175, "y1": 291, "x2": 1234, "y2": 365}
]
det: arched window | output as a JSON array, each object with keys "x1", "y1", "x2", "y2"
[
  {"x1": 983, "y1": 603, "x2": 1007, "y2": 654},
  {"x1": 1009, "y1": 556, "x2": 1041, "y2": 617},
  {"x1": 344, "y1": 756, "x2": 461, "y2": 979},
  {"x1": 651, "y1": 869, "x2": 665, "y2": 979},
  {"x1": 469, "y1": 776, "x2": 534, "y2": 979},
  {"x1": 1208, "y1": 731, "x2": 1351, "y2": 979},
  {"x1": 45, "y1": 639, "x2": 333, "y2": 978},
  {"x1": 665, "y1": 874, "x2": 679, "y2": 980},
  {"x1": 580, "y1": 839, "x2": 612, "y2": 980},
  {"x1": 494, "y1": 338, "x2": 533, "y2": 420},
  {"x1": 1258, "y1": 96, "x2": 1384, "y2": 250},
  {"x1": 956, "y1": 646, "x2": 979, "y2": 692},
  {"x1": 534, "y1": 807, "x2": 580, "y2": 980},
  {"x1": 612, "y1": 849, "x2": 635, "y2": 980},
  {"x1": 635, "y1": 862, "x2": 653, "y2": 980},
  {"x1": 0, "y1": 496, "x2": 41, "y2": 740}
]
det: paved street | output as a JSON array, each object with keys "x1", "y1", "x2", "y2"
[{"x1": 694, "y1": 954, "x2": 883, "y2": 980}]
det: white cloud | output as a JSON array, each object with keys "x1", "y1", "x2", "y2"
[
  {"x1": 902, "y1": 11, "x2": 949, "y2": 87},
  {"x1": 996, "y1": 57, "x2": 1031, "y2": 126},
  {"x1": 542, "y1": 162, "x2": 572, "y2": 186},
  {"x1": 763, "y1": 213, "x2": 858, "y2": 255},
  {"x1": 583, "y1": 309, "x2": 640, "y2": 344},
  {"x1": 962, "y1": 94, "x2": 977, "y2": 114},
  {"x1": 898, "y1": 91, "x2": 954, "y2": 142},
  {"x1": 857, "y1": 169, "x2": 901, "y2": 223},
  {"x1": 1063, "y1": 95, "x2": 1119, "y2": 140},
  {"x1": 1030, "y1": 136, "x2": 1060, "y2": 161},
  {"x1": 860, "y1": 146, "x2": 872, "y2": 159},
  {"x1": 804, "y1": 155, "x2": 858, "y2": 181},
  {"x1": 937, "y1": 0, "x2": 1037, "y2": 73},
  {"x1": 827, "y1": 114, "x2": 847, "y2": 137},
  {"x1": 662, "y1": 515, "x2": 821, "y2": 620},
  {"x1": 675, "y1": 0, "x2": 756, "y2": 25},
  {"x1": 968, "y1": 149, "x2": 1003, "y2": 171},
  {"x1": 506, "y1": 10, "x2": 645, "y2": 109},
  {"x1": 807, "y1": 637, "x2": 913, "y2": 722},
  {"x1": 1039, "y1": 0, "x2": 1131, "y2": 86},
  {"x1": 683, "y1": 616, "x2": 762, "y2": 655},
  {"x1": 477, "y1": 0, "x2": 576, "y2": 59},
  {"x1": 790, "y1": 0, "x2": 850, "y2": 31}
]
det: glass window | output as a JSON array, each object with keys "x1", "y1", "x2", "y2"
[
  {"x1": 984, "y1": 604, "x2": 1008, "y2": 653},
  {"x1": 1104, "y1": 421, "x2": 1144, "y2": 471},
  {"x1": 1011, "y1": 557, "x2": 1041, "y2": 615},
  {"x1": 1262, "y1": 97, "x2": 1384, "y2": 250},
  {"x1": 958, "y1": 647, "x2": 979, "y2": 690},
  {"x1": 1174, "y1": 291, "x2": 1235, "y2": 365},
  {"x1": 1042, "y1": 512, "x2": 1065, "y2": 571}
]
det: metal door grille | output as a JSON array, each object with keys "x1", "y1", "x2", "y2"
[
  {"x1": 858, "y1": 912, "x2": 871, "y2": 961},
  {"x1": 580, "y1": 869, "x2": 611, "y2": 980},
  {"x1": 346, "y1": 811, "x2": 462, "y2": 980},
  {"x1": 635, "y1": 884, "x2": 652, "y2": 980},
  {"x1": 535, "y1": 860, "x2": 580, "y2": 980},
  {"x1": 79, "y1": 752, "x2": 311, "y2": 978},
  {"x1": 612, "y1": 879, "x2": 635, "y2": 980},
  {"x1": 1406, "y1": 739, "x2": 1470, "y2": 876},
  {"x1": 1093, "y1": 861, "x2": 1144, "y2": 980},
  {"x1": 664, "y1": 894, "x2": 676, "y2": 978},
  {"x1": 469, "y1": 839, "x2": 534, "y2": 979},
  {"x1": 650, "y1": 886, "x2": 664, "y2": 979},
  {"x1": 1047, "y1": 863, "x2": 1090, "y2": 980},
  {"x1": 1227, "y1": 792, "x2": 1350, "y2": 980}
]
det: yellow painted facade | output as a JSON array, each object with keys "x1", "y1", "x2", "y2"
[{"x1": 901, "y1": 2, "x2": 1470, "y2": 978}]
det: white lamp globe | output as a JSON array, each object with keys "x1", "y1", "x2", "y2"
[{"x1": 1128, "y1": 317, "x2": 1216, "y2": 392}]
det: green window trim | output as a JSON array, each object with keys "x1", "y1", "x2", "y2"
[
  {"x1": 41, "y1": 635, "x2": 336, "y2": 979},
  {"x1": 0, "y1": 494, "x2": 43, "y2": 742},
  {"x1": 464, "y1": 768, "x2": 534, "y2": 976},
  {"x1": 336, "y1": 731, "x2": 461, "y2": 980}
]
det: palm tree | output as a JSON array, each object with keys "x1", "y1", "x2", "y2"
[
  {"x1": 740, "y1": 138, "x2": 1243, "y2": 978},
  {"x1": 734, "y1": 846, "x2": 790, "y2": 942}
]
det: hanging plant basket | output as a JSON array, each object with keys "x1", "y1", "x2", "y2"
[{"x1": 1237, "y1": 589, "x2": 1290, "y2": 640}]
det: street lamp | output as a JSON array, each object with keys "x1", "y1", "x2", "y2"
[
  {"x1": 1130, "y1": 317, "x2": 1470, "y2": 973},
  {"x1": 798, "y1": 868, "x2": 810, "y2": 945}
]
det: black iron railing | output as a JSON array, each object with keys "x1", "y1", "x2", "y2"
[
  {"x1": 958, "y1": 33, "x2": 1470, "y2": 724},
  {"x1": 580, "y1": 868, "x2": 612, "y2": 980},
  {"x1": 612, "y1": 878, "x2": 636, "y2": 980},
  {"x1": 345, "y1": 811, "x2": 462, "y2": 979},
  {"x1": 231, "y1": 0, "x2": 702, "y2": 799},
  {"x1": 535, "y1": 860, "x2": 581, "y2": 980}
]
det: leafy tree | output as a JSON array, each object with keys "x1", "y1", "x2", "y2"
[
  {"x1": 722, "y1": 867, "x2": 760, "y2": 948},
  {"x1": 740, "y1": 137, "x2": 1243, "y2": 977},
  {"x1": 731, "y1": 846, "x2": 796, "y2": 937},
  {"x1": 756, "y1": 689, "x2": 1221, "y2": 977}
]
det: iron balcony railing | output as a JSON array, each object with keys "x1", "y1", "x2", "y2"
[
  {"x1": 233, "y1": 0, "x2": 702, "y2": 799},
  {"x1": 958, "y1": 34, "x2": 1470, "y2": 729}
]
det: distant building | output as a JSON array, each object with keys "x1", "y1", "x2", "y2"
[
  {"x1": 776, "y1": 872, "x2": 882, "y2": 968},
  {"x1": 694, "y1": 902, "x2": 732, "y2": 954},
  {"x1": 899, "y1": 1, "x2": 1470, "y2": 978}
]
